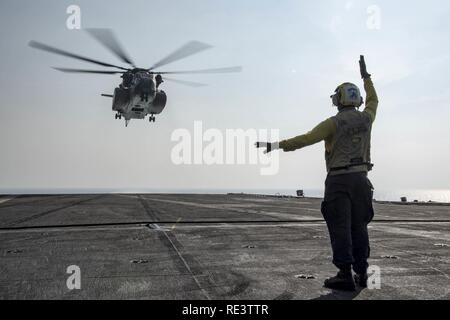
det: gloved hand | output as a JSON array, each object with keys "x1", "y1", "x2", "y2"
[
  {"x1": 255, "y1": 141, "x2": 279, "y2": 154},
  {"x1": 359, "y1": 55, "x2": 371, "y2": 79}
]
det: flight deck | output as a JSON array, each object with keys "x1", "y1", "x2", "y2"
[{"x1": 0, "y1": 193, "x2": 449, "y2": 299}]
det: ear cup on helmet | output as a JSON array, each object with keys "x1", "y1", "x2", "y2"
[
  {"x1": 331, "y1": 87, "x2": 340, "y2": 107},
  {"x1": 332, "y1": 93, "x2": 339, "y2": 106}
]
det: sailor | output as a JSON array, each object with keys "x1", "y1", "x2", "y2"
[{"x1": 256, "y1": 56, "x2": 378, "y2": 291}]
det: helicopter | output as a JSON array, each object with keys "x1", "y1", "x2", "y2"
[{"x1": 29, "y1": 29, "x2": 241, "y2": 126}]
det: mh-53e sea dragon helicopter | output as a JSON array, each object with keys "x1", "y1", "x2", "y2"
[{"x1": 29, "y1": 29, "x2": 241, "y2": 126}]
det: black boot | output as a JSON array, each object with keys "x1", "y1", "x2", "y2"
[
  {"x1": 324, "y1": 270, "x2": 356, "y2": 291},
  {"x1": 354, "y1": 273, "x2": 368, "y2": 288}
]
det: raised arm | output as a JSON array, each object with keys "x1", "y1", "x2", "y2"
[
  {"x1": 255, "y1": 56, "x2": 377, "y2": 154},
  {"x1": 359, "y1": 55, "x2": 378, "y2": 122}
]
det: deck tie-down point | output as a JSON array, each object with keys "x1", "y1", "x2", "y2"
[
  {"x1": 130, "y1": 259, "x2": 149, "y2": 264},
  {"x1": 6, "y1": 249, "x2": 23, "y2": 254},
  {"x1": 382, "y1": 255, "x2": 399, "y2": 259},
  {"x1": 295, "y1": 274, "x2": 316, "y2": 279}
]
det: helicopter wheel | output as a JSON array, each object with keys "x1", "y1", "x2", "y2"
[{"x1": 149, "y1": 115, "x2": 155, "y2": 122}]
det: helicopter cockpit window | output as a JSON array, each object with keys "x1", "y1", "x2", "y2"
[
  {"x1": 122, "y1": 73, "x2": 133, "y2": 87},
  {"x1": 133, "y1": 73, "x2": 144, "y2": 85}
]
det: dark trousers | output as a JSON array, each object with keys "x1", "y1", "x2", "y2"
[{"x1": 321, "y1": 172, "x2": 374, "y2": 274}]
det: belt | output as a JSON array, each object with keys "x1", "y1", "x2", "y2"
[{"x1": 329, "y1": 162, "x2": 374, "y2": 172}]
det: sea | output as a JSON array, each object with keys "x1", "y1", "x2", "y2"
[{"x1": 2, "y1": 188, "x2": 450, "y2": 203}]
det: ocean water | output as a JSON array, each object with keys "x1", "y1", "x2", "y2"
[
  {"x1": 235, "y1": 188, "x2": 450, "y2": 203},
  {"x1": 200, "y1": 188, "x2": 450, "y2": 203},
  {"x1": 2, "y1": 188, "x2": 450, "y2": 203}
]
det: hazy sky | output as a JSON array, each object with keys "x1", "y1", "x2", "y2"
[{"x1": 1, "y1": 0, "x2": 449, "y2": 193}]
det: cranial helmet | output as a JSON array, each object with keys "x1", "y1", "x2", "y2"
[{"x1": 331, "y1": 82, "x2": 363, "y2": 108}]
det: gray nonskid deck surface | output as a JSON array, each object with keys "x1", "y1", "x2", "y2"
[{"x1": 0, "y1": 194, "x2": 449, "y2": 299}]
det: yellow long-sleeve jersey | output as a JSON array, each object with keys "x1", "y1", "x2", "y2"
[{"x1": 279, "y1": 78, "x2": 378, "y2": 153}]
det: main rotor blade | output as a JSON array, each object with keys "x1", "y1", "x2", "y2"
[
  {"x1": 53, "y1": 67, "x2": 124, "y2": 74},
  {"x1": 153, "y1": 66, "x2": 242, "y2": 75},
  {"x1": 29, "y1": 41, "x2": 129, "y2": 70},
  {"x1": 149, "y1": 41, "x2": 213, "y2": 70},
  {"x1": 86, "y1": 28, "x2": 135, "y2": 67},
  {"x1": 163, "y1": 77, "x2": 207, "y2": 87}
]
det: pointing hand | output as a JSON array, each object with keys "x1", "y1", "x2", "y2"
[{"x1": 255, "y1": 142, "x2": 279, "y2": 154}]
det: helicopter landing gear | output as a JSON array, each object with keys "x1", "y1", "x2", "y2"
[
  {"x1": 149, "y1": 114, "x2": 156, "y2": 122},
  {"x1": 115, "y1": 113, "x2": 122, "y2": 120}
]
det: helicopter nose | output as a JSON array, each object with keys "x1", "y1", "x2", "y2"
[{"x1": 136, "y1": 78, "x2": 155, "y2": 94}]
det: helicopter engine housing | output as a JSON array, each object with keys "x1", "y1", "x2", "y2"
[
  {"x1": 152, "y1": 90, "x2": 167, "y2": 114},
  {"x1": 112, "y1": 87, "x2": 129, "y2": 111}
]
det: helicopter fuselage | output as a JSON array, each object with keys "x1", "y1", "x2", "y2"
[{"x1": 111, "y1": 70, "x2": 167, "y2": 123}]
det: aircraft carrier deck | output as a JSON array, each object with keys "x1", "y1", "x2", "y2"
[{"x1": 0, "y1": 193, "x2": 449, "y2": 300}]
